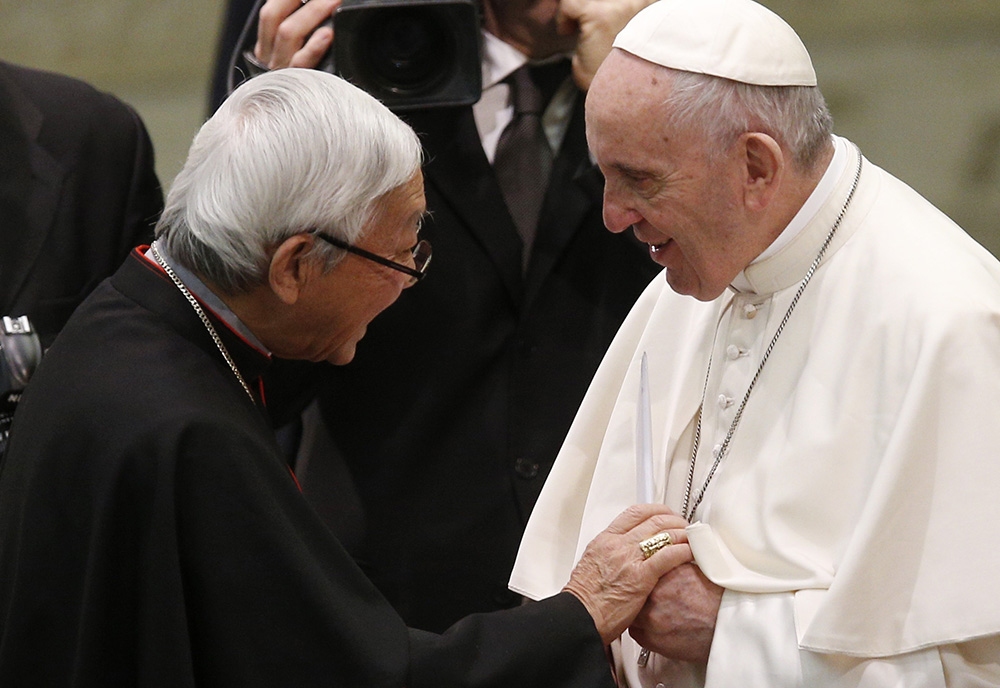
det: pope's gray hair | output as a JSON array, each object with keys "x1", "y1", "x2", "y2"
[
  {"x1": 661, "y1": 68, "x2": 833, "y2": 172},
  {"x1": 156, "y1": 68, "x2": 423, "y2": 294}
]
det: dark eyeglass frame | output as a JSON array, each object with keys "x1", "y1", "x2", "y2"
[{"x1": 313, "y1": 231, "x2": 431, "y2": 283}]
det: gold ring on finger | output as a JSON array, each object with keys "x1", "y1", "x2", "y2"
[{"x1": 639, "y1": 531, "x2": 673, "y2": 559}]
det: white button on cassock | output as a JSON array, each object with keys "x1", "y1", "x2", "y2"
[
  {"x1": 718, "y1": 394, "x2": 733, "y2": 409},
  {"x1": 743, "y1": 303, "x2": 758, "y2": 319},
  {"x1": 726, "y1": 344, "x2": 742, "y2": 360}
]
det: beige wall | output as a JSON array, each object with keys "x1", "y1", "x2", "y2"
[
  {"x1": 775, "y1": 1, "x2": 1000, "y2": 256},
  {"x1": 2, "y1": 1, "x2": 999, "y2": 255},
  {"x1": 1, "y1": 1, "x2": 225, "y2": 196}
]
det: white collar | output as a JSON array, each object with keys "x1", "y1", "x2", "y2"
[
  {"x1": 481, "y1": 30, "x2": 529, "y2": 89},
  {"x1": 731, "y1": 135, "x2": 848, "y2": 292}
]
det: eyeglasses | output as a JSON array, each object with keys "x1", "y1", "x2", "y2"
[{"x1": 313, "y1": 231, "x2": 432, "y2": 284}]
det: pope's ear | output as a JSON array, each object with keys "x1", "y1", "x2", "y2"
[
  {"x1": 741, "y1": 132, "x2": 784, "y2": 212},
  {"x1": 268, "y1": 234, "x2": 319, "y2": 305}
]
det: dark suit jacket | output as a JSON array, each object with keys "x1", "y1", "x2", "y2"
[
  {"x1": 0, "y1": 61, "x2": 162, "y2": 348},
  {"x1": 0, "y1": 252, "x2": 615, "y2": 688},
  {"x1": 309, "y1": 95, "x2": 660, "y2": 631}
]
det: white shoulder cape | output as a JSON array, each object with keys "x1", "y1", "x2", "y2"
[{"x1": 510, "y1": 142, "x2": 1000, "y2": 657}]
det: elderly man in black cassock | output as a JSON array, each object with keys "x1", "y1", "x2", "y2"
[{"x1": 0, "y1": 68, "x2": 693, "y2": 687}]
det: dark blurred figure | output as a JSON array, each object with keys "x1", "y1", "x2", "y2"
[
  {"x1": 208, "y1": 0, "x2": 259, "y2": 112},
  {"x1": 0, "y1": 61, "x2": 162, "y2": 348}
]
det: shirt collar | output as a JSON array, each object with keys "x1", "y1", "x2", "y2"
[
  {"x1": 731, "y1": 135, "x2": 848, "y2": 292},
  {"x1": 482, "y1": 28, "x2": 575, "y2": 82},
  {"x1": 481, "y1": 30, "x2": 528, "y2": 89},
  {"x1": 146, "y1": 240, "x2": 270, "y2": 355},
  {"x1": 477, "y1": 30, "x2": 576, "y2": 162}
]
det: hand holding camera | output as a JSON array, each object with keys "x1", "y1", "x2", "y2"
[
  {"x1": 249, "y1": 0, "x2": 655, "y2": 100},
  {"x1": 557, "y1": 0, "x2": 658, "y2": 90},
  {"x1": 255, "y1": 0, "x2": 339, "y2": 70},
  {"x1": 247, "y1": 0, "x2": 482, "y2": 109}
]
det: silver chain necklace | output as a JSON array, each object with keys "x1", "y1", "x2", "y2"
[
  {"x1": 680, "y1": 148, "x2": 864, "y2": 522},
  {"x1": 150, "y1": 244, "x2": 257, "y2": 405}
]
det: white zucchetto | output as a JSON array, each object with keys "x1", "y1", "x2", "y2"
[{"x1": 613, "y1": 0, "x2": 817, "y2": 87}]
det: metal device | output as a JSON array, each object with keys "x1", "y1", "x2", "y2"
[
  {"x1": 0, "y1": 315, "x2": 43, "y2": 457},
  {"x1": 319, "y1": 0, "x2": 482, "y2": 110}
]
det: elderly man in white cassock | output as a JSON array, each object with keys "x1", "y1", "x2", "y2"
[{"x1": 509, "y1": 0, "x2": 1000, "y2": 686}]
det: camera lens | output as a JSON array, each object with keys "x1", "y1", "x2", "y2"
[
  {"x1": 361, "y1": 8, "x2": 455, "y2": 95},
  {"x1": 331, "y1": 0, "x2": 481, "y2": 109}
]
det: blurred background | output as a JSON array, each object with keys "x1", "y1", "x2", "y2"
[{"x1": 2, "y1": 0, "x2": 998, "y2": 254}]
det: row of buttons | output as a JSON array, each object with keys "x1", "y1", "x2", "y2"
[
  {"x1": 692, "y1": 297, "x2": 769, "y2": 488},
  {"x1": 717, "y1": 343, "x2": 749, "y2": 410}
]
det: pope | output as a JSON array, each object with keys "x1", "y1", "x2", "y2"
[{"x1": 511, "y1": 0, "x2": 1000, "y2": 686}]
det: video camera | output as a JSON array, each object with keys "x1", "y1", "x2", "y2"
[
  {"x1": 236, "y1": 0, "x2": 483, "y2": 111},
  {"x1": 323, "y1": 0, "x2": 482, "y2": 110},
  {"x1": 0, "y1": 316, "x2": 42, "y2": 457}
]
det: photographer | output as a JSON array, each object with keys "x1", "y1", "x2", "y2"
[{"x1": 230, "y1": 0, "x2": 661, "y2": 633}]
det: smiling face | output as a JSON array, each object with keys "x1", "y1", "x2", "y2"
[
  {"x1": 586, "y1": 52, "x2": 777, "y2": 301},
  {"x1": 293, "y1": 172, "x2": 427, "y2": 365}
]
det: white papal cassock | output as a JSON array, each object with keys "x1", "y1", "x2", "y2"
[{"x1": 510, "y1": 138, "x2": 1000, "y2": 686}]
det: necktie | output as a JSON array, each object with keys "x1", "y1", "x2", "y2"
[{"x1": 493, "y1": 62, "x2": 568, "y2": 270}]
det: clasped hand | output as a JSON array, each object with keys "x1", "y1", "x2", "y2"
[
  {"x1": 560, "y1": 503, "x2": 723, "y2": 663},
  {"x1": 628, "y1": 560, "x2": 724, "y2": 664},
  {"x1": 562, "y1": 504, "x2": 694, "y2": 645},
  {"x1": 561, "y1": 505, "x2": 725, "y2": 665}
]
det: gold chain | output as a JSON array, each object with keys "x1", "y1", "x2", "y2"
[{"x1": 150, "y1": 244, "x2": 256, "y2": 405}]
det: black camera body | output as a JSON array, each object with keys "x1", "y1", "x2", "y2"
[
  {"x1": 0, "y1": 315, "x2": 42, "y2": 457},
  {"x1": 320, "y1": 0, "x2": 483, "y2": 110}
]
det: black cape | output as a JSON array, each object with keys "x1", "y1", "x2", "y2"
[{"x1": 0, "y1": 251, "x2": 614, "y2": 688}]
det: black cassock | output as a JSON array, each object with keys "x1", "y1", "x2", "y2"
[{"x1": 0, "y1": 250, "x2": 614, "y2": 688}]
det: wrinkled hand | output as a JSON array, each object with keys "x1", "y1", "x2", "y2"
[
  {"x1": 628, "y1": 562, "x2": 724, "y2": 664},
  {"x1": 556, "y1": 0, "x2": 655, "y2": 90},
  {"x1": 255, "y1": 0, "x2": 340, "y2": 69},
  {"x1": 563, "y1": 505, "x2": 694, "y2": 645}
]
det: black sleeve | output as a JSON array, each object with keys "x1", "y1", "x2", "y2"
[
  {"x1": 176, "y1": 421, "x2": 615, "y2": 688},
  {"x1": 180, "y1": 414, "x2": 614, "y2": 688},
  {"x1": 408, "y1": 592, "x2": 617, "y2": 688}
]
